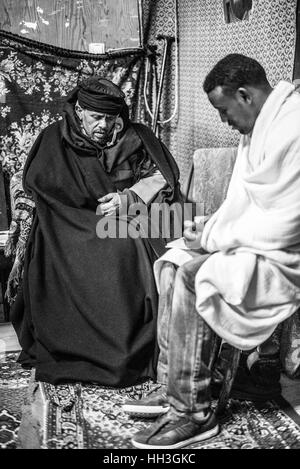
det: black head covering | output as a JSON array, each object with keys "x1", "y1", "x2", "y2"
[{"x1": 77, "y1": 77, "x2": 128, "y2": 118}]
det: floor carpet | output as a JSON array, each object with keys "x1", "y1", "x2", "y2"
[
  {"x1": 1, "y1": 352, "x2": 300, "y2": 449},
  {"x1": 0, "y1": 352, "x2": 31, "y2": 449}
]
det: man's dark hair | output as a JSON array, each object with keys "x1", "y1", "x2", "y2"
[{"x1": 203, "y1": 54, "x2": 269, "y2": 95}]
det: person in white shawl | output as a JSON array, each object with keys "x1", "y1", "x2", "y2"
[{"x1": 128, "y1": 54, "x2": 300, "y2": 449}]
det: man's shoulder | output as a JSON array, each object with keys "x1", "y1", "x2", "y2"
[
  {"x1": 275, "y1": 91, "x2": 300, "y2": 131},
  {"x1": 265, "y1": 93, "x2": 300, "y2": 151},
  {"x1": 42, "y1": 119, "x2": 62, "y2": 134},
  {"x1": 287, "y1": 90, "x2": 300, "y2": 114},
  {"x1": 36, "y1": 119, "x2": 63, "y2": 141},
  {"x1": 131, "y1": 122, "x2": 156, "y2": 139}
]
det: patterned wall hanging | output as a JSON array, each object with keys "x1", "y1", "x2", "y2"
[{"x1": 0, "y1": 31, "x2": 147, "y2": 179}]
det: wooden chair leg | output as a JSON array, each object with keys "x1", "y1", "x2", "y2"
[
  {"x1": 215, "y1": 347, "x2": 241, "y2": 415},
  {"x1": 208, "y1": 333, "x2": 222, "y2": 371}
]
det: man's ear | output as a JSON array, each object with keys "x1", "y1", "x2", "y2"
[
  {"x1": 115, "y1": 116, "x2": 124, "y2": 133},
  {"x1": 236, "y1": 87, "x2": 252, "y2": 104},
  {"x1": 107, "y1": 116, "x2": 125, "y2": 147},
  {"x1": 75, "y1": 101, "x2": 83, "y2": 120}
]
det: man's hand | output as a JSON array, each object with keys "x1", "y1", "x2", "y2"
[
  {"x1": 97, "y1": 193, "x2": 121, "y2": 216},
  {"x1": 183, "y1": 216, "x2": 207, "y2": 249},
  {"x1": 183, "y1": 220, "x2": 200, "y2": 249}
]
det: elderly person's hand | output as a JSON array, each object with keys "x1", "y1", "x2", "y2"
[{"x1": 98, "y1": 192, "x2": 121, "y2": 216}]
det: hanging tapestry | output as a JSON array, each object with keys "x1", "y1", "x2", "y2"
[{"x1": 0, "y1": 30, "x2": 147, "y2": 179}]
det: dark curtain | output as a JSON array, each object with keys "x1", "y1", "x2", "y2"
[{"x1": 293, "y1": 0, "x2": 300, "y2": 84}]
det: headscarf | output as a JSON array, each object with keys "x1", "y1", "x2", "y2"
[{"x1": 77, "y1": 77, "x2": 128, "y2": 120}]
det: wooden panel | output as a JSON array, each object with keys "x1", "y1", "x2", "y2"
[
  {"x1": 0, "y1": 0, "x2": 141, "y2": 51},
  {"x1": 294, "y1": 0, "x2": 300, "y2": 83}
]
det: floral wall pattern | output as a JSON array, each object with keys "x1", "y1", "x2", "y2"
[{"x1": 0, "y1": 31, "x2": 146, "y2": 179}]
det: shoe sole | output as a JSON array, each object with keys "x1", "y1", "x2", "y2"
[
  {"x1": 131, "y1": 424, "x2": 220, "y2": 449},
  {"x1": 123, "y1": 404, "x2": 170, "y2": 418}
]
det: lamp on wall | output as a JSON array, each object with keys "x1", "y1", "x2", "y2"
[
  {"x1": 231, "y1": 0, "x2": 252, "y2": 20},
  {"x1": 223, "y1": 0, "x2": 253, "y2": 23}
]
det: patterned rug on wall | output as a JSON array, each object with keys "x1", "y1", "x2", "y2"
[{"x1": 1, "y1": 352, "x2": 300, "y2": 449}]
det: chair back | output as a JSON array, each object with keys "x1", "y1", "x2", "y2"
[{"x1": 183, "y1": 147, "x2": 237, "y2": 215}]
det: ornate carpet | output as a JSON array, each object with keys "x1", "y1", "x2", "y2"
[
  {"x1": 1, "y1": 352, "x2": 300, "y2": 449},
  {"x1": 0, "y1": 352, "x2": 31, "y2": 449}
]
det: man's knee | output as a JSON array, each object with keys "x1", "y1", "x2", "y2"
[
  {"x1": 159, "y1": 262, "x2": 177, "y2": 298},
  {"x1": 176, "y1": 263, "x2": 196, "y2": 291},
  {"x1": 176, "y1": 254, "x2": 210, "y2": 287},
  {"x1": 161, "y1": 261, "x2": 177, "y2": 274}
]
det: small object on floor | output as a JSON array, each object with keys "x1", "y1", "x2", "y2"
[
  {"x1": 212, "y1": 344, "x2": 282, "y2": 402},
  {"x1": 122, "y1": 384, "x2": 169, "y2": 417},
  {"x1": 131, "y1": 410, "x2": 219, "y2": 449}
]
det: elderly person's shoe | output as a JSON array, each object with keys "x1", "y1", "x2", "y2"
[{"x1": 131, "y1": 410, "x2": 219, "y2": 449}]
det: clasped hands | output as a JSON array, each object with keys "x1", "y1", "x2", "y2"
[{"x1": 97, "y1": 196, "x2": 208, "y2": 248}]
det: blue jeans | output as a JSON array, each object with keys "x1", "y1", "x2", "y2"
[{"x1": 156, "y1": 254, "x2": 216, "y2": 416}]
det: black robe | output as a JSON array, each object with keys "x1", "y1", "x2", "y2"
[{"x1": 11, "y1": 104, "x2": 182, "y2": 387}]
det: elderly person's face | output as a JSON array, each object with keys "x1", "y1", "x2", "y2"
[
  {"x1": 77, "y1": 107, "x2": 117, "y2": 144},
  {"x1": 208, "y1": 85, "x2": 257, "y2": 135}
]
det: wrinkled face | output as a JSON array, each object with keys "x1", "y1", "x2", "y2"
[
  {"x1": 79, "y1": 108, "x2": 117, "y2": 144},
  {"x1": 208, "y1": 86, "x2": 256, "y2": 135}
]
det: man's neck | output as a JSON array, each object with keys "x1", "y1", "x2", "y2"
[{"x1": 255, "y1": 84, "x2": 273, "y2": 115}]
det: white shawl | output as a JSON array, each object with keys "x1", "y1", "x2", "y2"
[{"x1": 196, "y1": 81, "x2": 300, "y2": 349}]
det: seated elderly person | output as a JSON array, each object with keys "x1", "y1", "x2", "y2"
[
  {"x1": 10, "y1": 77, "x2": 182, "y2": 387},
  {"x1": 126, "y1": 54, "x2": 300, "y2": 448}
]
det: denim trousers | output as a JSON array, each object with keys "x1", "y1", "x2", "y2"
[{"x1": 156, "y1": 254, "x2": 216, "y2": 416}]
